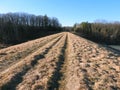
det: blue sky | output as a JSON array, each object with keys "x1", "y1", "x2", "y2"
[{"x1": 0, "y1": 0, "x2": 120, "y2": 26}]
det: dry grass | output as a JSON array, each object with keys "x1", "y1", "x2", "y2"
[
  {"x1": 59, "y1": 33, "x2": 120, "y2": 90},
  {"x1": 0, "y1": 33, "x2": 63, "y2": 72},
  {"x1": 0, "y1": 32, "x2": 63, "y2": 90},
  {"x1": 0, "y1": 32, "x2": 120, "y2": 90}
]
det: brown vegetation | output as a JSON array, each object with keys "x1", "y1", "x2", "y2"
[
  {"x1": 0, "y1": 32, "x2": 119, "y2": 90},
  {"x1": 73, "y1": 22, "x2": 120, "y2": 44}
]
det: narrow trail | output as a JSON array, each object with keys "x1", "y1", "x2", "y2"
[
  {"x1": 47, "y1": 33, "x2": 68, "y2": 90},
  {"x1": 58, "y1": 33, "x2": 120, "y2": 90}
]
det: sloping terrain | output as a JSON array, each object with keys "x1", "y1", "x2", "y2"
[{"x1": 0, "y1": 32, "x2": 120, "y2": 90}]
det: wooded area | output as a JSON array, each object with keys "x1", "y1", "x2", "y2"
[
  {"x1": 0, "y1": 13, "x2": 62, "y2": 44},
  {"x1": 0, "y1": 13, "x2": 120, "y2": 45},
  {"x1": 73, "y1": 22, "x2": 120, "y2": 44}
]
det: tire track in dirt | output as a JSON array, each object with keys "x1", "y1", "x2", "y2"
[
  {"x1": 0, "y1": 34, "x2": 63, "y2": 90},
  {"x1": 57, "y1": 33, "x2": 78, "y2": 90},
  {"x1": 0, "y1": 33, "x2": 63, "y2": 72},
  {"x1": 47, "y1": 33, "x2": 68, "y2": 90}
]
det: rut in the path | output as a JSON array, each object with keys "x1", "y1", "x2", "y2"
[
  {"x1": 47, "y1": 34, "x2": 68, "y2": 90},
  {"x1": 0, "y1": 35, "x2": 63, "y2": 90}
]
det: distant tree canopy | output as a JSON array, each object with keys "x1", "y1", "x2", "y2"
[
  {"x1": 73, "y1": 22, "x2": 120, "y2": 44},
  {"x1": 0, "y1": 13, "x2": 62, "y2": 44}
]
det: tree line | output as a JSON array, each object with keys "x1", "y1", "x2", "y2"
[
  {"x1": 73, "y1": 22, "x2": 120, "y2": 45},
  {"x1": 0, "y1": 13, "x2": 62, "y2": 44}
]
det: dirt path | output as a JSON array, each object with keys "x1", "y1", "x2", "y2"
[
  {"x1": 0, "y1": 32, "x2": 119, "y2": 90},
  {"x1": 58, "y1": 33, "x2": 120, "y2": 90}
]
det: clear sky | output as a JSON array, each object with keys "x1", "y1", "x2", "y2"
[{"x1": 0, "y1": 0, "x2": 120, "y2": 26}]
